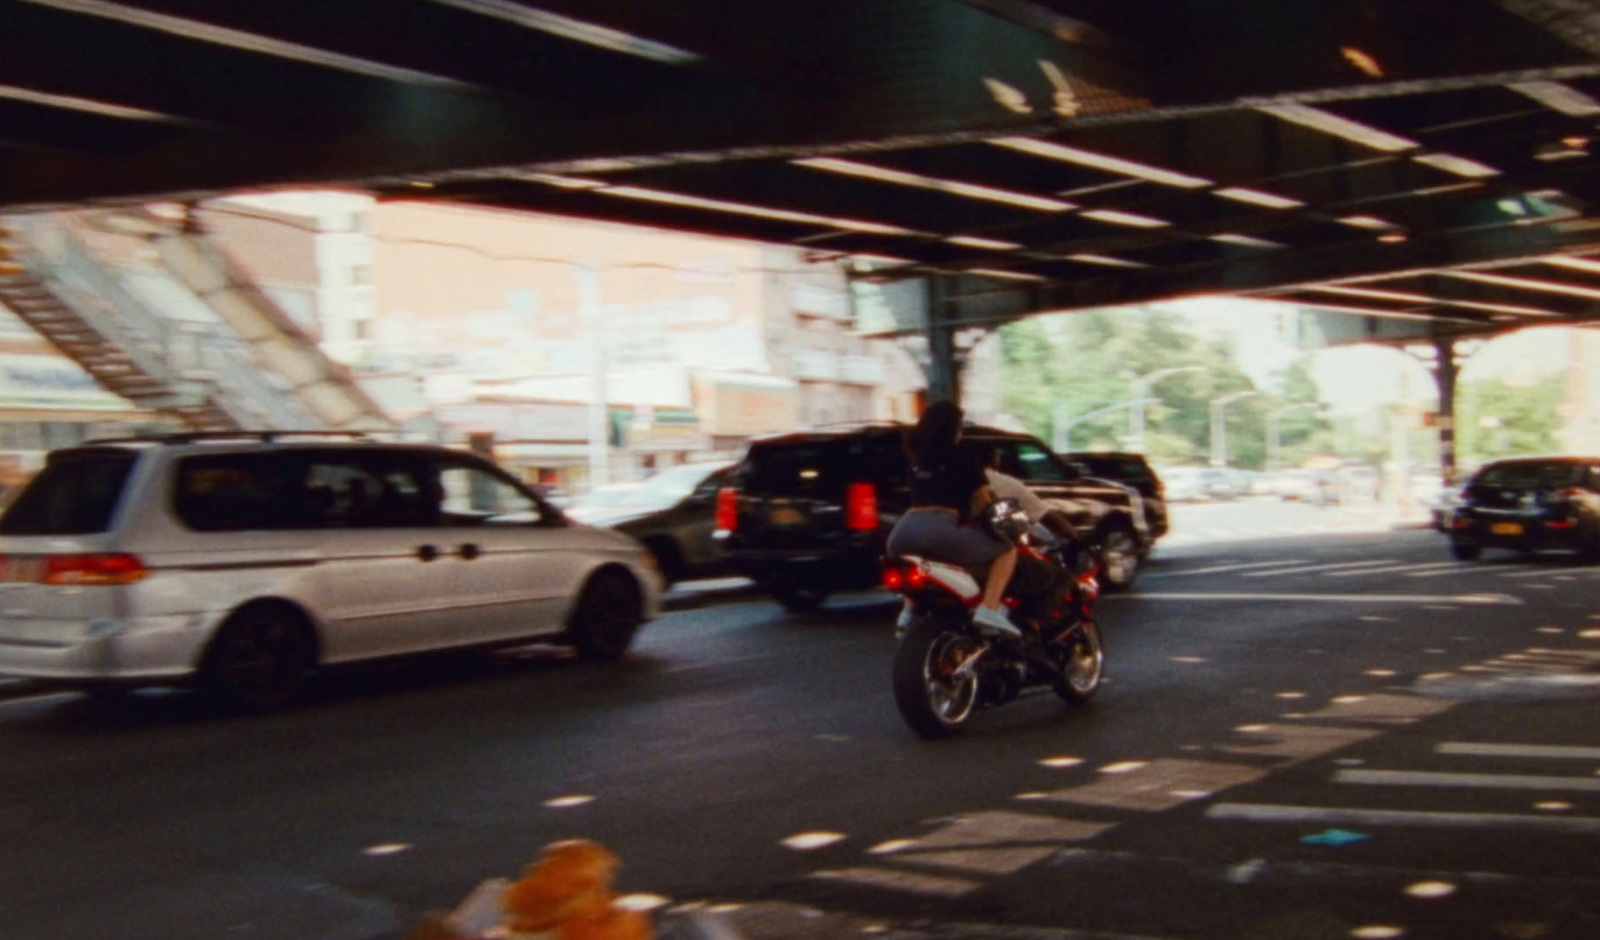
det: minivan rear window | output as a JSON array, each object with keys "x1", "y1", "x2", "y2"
[{"x1": 0, "y1": 449, "x2": 138, "y2": 535}]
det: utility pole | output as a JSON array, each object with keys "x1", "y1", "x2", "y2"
[
  {"x1": 579, "y1": 264, "x2": 609, "y2": 490},
  {"x1": 1209, "y1": 390, "x2": 1258, "y2": 467}
]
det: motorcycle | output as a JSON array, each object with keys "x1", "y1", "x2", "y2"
[{"x1": 885, "y1": 500, "x2": 1106, "y2": 739}]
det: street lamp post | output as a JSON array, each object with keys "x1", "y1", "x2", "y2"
[
  {"x1": 1128, "y1": 366, "x2": 1204, "y2": 452},
  {"x1": 1267, "y1": 402, "x2": 1320, "y2": 470},
  {"x1": 1209, "y1": 390, "x2": 1259, "y2": 467}
]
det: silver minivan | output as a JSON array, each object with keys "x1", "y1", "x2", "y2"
[{"x1": 0, "y1": 432, "x2": 662, "y2": 709}]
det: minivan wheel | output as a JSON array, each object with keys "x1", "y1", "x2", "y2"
[
  {"x1": 202, "y1": 605, "x2": 316, "y2": 712},
  {"x1": 1096, "y1": 522, "x2": 1139, "y2": 592},
  {"x1": 569, "y1": 568, "x2": 642, "y2": 660}
]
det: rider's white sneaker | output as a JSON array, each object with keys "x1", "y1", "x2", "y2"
[{"x1": 972, "y1": 604, "x2": 1022, "y2": 639}]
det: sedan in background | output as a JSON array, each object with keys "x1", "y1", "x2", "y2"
[
  {"x1": 1446, "y1": 456, "x2": 1600, "y2": 561},
  {"x1": 568, "y1": 460, "x2": 736, "y2": 586}
]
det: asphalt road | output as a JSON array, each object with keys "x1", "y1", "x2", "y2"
[{"x1": 1, "y1": 523, "x2": 1597, "y2": 940}]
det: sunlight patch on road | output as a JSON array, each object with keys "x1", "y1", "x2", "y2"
[
  {"x1": 1366, "y1": 669, "x2": 1398, "y2": 677},
  {"x1": 1535, "y1": 801, "x2": 1573, "y2": 812},
  {"x1": 1100, "y1": 761, "x2": 1147, "y2": 774},
  {"x1": 1351, "y1": 926, "x2": 1405, "y2": 939},
  {"x1": 1039, "y1": 756, "x2": 1084, "y2": 768},
  {"x1": 543, "y1": 795, "x2": 595, "y2": 808},
  {"x1": 868, "y1": 839, "x2": 918, "y2": 855},
  {"x1": 1171, "y1": 655, "x2": 1208, "y2": 663},
  {"x1": 1276, "y1": 691, "x2": 1305, "y2": 699},
  {"x1": 1405, "y1": 880, "x2": 1456, "y2": 899},
  {"x1": 783, "y1": 831, "x2": 846, "y2": 851},
  {"x1": 362, "y1": 843, "x2": 411, "y2": 856}
]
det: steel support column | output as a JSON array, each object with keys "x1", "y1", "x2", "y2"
[
  {"x1": 1433, "y1": 335, "x2": 1460, "y2": 486},
  {"x1": 922, "y1": 275, "x2": 963, "y2": 406}
]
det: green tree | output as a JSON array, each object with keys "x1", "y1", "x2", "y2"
[
  {"x1": 996, "y1": 306, "x2": 1286, "y2": 467},
  {"x1": 1456, "y1": 375, "x2": 1565, "y2": 459}
]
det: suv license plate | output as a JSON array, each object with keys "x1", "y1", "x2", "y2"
[
  {"x1": 769, "y1": 507, "x2": 804, "y2": 526},
  {"x1": 1491, "y1": 522, "x2": 1523, "y2": 536}
]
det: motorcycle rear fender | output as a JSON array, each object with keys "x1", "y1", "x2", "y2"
[{"x1": 885, "y1": 554, "x2": 982, "y2": 604}]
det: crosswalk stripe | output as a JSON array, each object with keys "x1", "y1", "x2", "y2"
[
  {"x1": 1207, "y1": 802, "x2": 1600, "y2": 833},
  {"x1": 1242, "y1": 559, "x2": 1400, "y2": 577},
  {"x1": 1336, "y1": 769, "x2": 1600, "y2": 791},
  {"x1": 1439, "y1": 742, "x2": 1600, "y2": 760}
]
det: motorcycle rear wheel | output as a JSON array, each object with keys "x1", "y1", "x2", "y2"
[
  {"x1": 893, "y1": 620, "x2": 982, "y2": 739},
  {"x1": 1053, "y1": 619, "x2": 1105, "y2": 705}
]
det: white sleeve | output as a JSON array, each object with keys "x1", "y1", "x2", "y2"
[{"x1": 985, "y1": 469, "x2": 1050, "y2": 522}]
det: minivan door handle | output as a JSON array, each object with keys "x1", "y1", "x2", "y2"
[
  {"x1": 417, "y1": 544, "x2": 439, "y2": 562},
  {"x1": 458, "y1": 543, "x2": 480, "y2": 560}
]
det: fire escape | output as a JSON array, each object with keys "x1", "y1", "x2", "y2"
[{"x1": 0, "y1": 211, "x2": 391, "y2": 433}]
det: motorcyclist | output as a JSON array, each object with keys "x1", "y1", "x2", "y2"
[{"x1": 885, "y1": 401, "x2": 1021, "y2": 638}]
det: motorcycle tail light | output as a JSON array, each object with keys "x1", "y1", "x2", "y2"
[
  {"x1": 882, "y1": 559, "x2": 928, "y2": 590},
  {"x1": 1548, "y1": 518, "x2": 1576, "y2": 529},
  {"x1": 715, "y1": 486, "x2": 738, "y2": 532},
  {"x1": 846, "y1": 482, "x2": 877, "y2": 531},
  {"x1": 1554, "y1": 487, "x2": 1583, "y2": 500}
]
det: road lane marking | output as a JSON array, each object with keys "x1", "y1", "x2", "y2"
[
  {"x1": 1207, "y1": 802, "x2": 1600, "y2": 833},
  {"x1": 811, "y1": 867, "x2": 978, "y2": 897},
  {"x1": 1293, "y1": 693, "x2": 1457, "y2": 724},
  {"x1": 1323, "y1": 561, "x2": 1466, "y2": 577},
  {"x1": 1218, "y1": 724, "x2": 1381, "y2": 761},
  {"x1": 1337, "y1": 769, "x2": 1600, "y2": 791},
  {"x1": 1036, "y1": 759, "x2": 1268, "y2": 811},
  {"x1": 1438, "y1": 743, "x2": 1600, "y2": 761},
  {"x1": 1113, "y1": 592, "x2": 1522, "y2": 605},
  {"x1": 1242, "y1": 559, "x2": 1401, "y2": 577},
  {"x1": 1146, "y1": 559, "x2": 1312, "y2": 577}
]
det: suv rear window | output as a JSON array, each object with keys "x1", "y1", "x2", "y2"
[
  {"x1": 740, "y1": 434, "x2": 908, "y2": 497},
  {"x1": 1074, "y1": 455, "x2": 1152, "y2": 482},
  {"x1": 0, "y1": 449, "x2": 139, "y2": 535},
  {"x1": 1476, "y1": 461, "x2": 1583, "y2": 488}
]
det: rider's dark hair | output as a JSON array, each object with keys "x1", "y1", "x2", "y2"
[{"x1": 911, "y1": 400, "x2": 964, "y2": 465}]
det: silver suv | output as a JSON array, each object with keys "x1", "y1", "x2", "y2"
[{"x1": 0, "y1": 432, "x2": 662, "y2": 709}]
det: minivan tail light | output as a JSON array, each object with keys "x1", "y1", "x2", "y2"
[
  {"x1": 41, "y1": 553, "x2": 148, "y2": 585},
  {"x1": 715, "y1": 487, "x2": 738, "y2": 532},
  {"x1": 846, "y1": 482, "x2": 878, "y2": 531}
]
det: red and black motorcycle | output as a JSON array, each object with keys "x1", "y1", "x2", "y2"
[{"x1": 884, "y1": 500, "x2": 1106, "y2": 739}]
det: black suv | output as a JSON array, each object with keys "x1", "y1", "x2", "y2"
[
  {"x1": 715, "y1": 423, "x2": 1151, "y2": 611},
  {"x1": 1060, "y1": 451, "x2": 1168, "y2": 542}
]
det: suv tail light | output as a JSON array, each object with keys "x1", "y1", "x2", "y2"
[
  {"x1": 0, "y1": 553, "x2": 149, "y2": 585},
  {"x1": 715, "y1": 487, "x2": 738, "y2": 532},
  {"x1": 846, "y1": 482, "x2": 877, "y2": 531}
]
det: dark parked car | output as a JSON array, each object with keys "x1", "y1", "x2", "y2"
[
  {"x1": 715, "y1": 423, "x2": 1151, "y2": 612},
  {"x1": 1061, "y1": 451, "x2": 1168, "y2": 542},
  {"x1": 1446, "y1": 456, "x2": 1600, "y2": 561},
  {"x1": 566, "y1": 460, "x2": 736, "y2": 586}
]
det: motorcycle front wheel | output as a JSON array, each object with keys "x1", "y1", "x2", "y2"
[
  {"x1": 1053, "y1": 619, "x2": 1105, "y2": 705},
  {"x1": 893, "y1": 619, "x2": 983, "y2": 739}
]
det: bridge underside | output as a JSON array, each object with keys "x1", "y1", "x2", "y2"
[{"x1": 6, "y1": 1, "x2": 1600, "y2": 462}]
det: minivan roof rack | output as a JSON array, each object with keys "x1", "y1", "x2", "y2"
[{"x1": 85, "y1": 429, "x2": 380, "y2": 446}]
